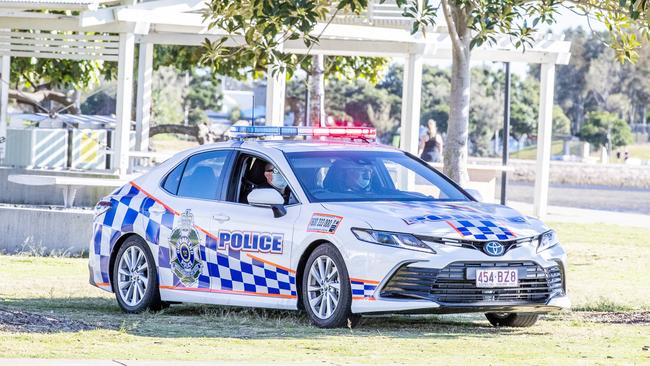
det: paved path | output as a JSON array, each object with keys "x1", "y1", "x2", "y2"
[
  {"x1": 508, "y1": 201, "x2": 650, "y2": 228},
  {"x1": 504, "y1": 181, "x2": 650, "y2": 215}
]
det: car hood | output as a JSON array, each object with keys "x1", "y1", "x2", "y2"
[{"x1": 320, "y1": 200, "x2": 547, "y2": 241}]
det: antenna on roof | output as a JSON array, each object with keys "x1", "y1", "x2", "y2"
[{"x1": 251, "y1": 94, "x2": 255, "y2": 127}]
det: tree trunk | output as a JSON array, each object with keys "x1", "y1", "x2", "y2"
[
  {"x1": 308, "y1": 54, "x2": 325, "y2": 127},
  {"x1": 8, "y1": 89, "x2": 80, "y2": 115},
  {"x1": 149, "y1": 122, "x2": 221, "y2": 145},
  {"x1": 442, "y1": 2, "x2": 471, "y2": 185}
]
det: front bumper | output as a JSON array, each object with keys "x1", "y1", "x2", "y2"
[
  {"x1": 352, "y1": 294, "x2": 571, "y2": 315},
  {"x1": 351, "y1": 258, "x2": 570, "y2": 315}
]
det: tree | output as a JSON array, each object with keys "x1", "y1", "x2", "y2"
[
  {"x1": 203, "y1": 0, "x2": 650, "y2": 185},
  {"x1": 285, "y1": 55, "x2": 389, "y2": 127},
  {"x1": 579, "y1": 111, "x2": 633, "y2": 150},
  {"x1": 9, "y1": 53, "x2": 115, "y2": 115},
  {"x1": 326, "y1": 78, "x2": 399, "y2": 141}
]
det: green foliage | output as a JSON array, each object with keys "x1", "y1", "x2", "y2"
[
  {"x1": 552, "y1": 105, "x2": 571, "y2": 136},
  {"x1": 151, "y1": 66, "x2": 222, "y2": 126},
  {"x1": 152, "y1": 66, "x2": 185, "y2": 125},
  {"x1": 322, "y1": 56, "x2": 389, "y2": 85},
  {"x1": 202, "y1": 0, "x2": 432, "y2": 78},
  {"x1": 325, "y1": 77, "x2": 400, "y2": 140},
  {"x1": 548, "y1": 28, "x2": 650, "y2": 135},
  {"x1": 579, "y1": 111, "x2": 633, "y2": 149},
  {"x1": 11, "y1": 53, "x2": 115, "y2": 91},
  {"x1": 229, "y1": 107, "x2": 242, "y2": 123},
  {"x1": 204, "y1": 0, "x2": 650, "y2": 80}
]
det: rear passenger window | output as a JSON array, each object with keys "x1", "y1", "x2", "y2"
[
  {"x1": 177, "y1": 150, "x2": 230, "y2": 200},
  {"x1": 162, "y1": 161, "x2": 186, "y2": 195}
]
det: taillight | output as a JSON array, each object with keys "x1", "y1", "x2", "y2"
[{"x1": 94, "y1": 199, "x2": 112, "y2": 217}]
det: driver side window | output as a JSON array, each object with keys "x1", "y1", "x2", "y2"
[{"x1": 229, "y1": 154, "x2": 297, "y2": 205}]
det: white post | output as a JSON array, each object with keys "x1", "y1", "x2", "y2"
[
  {"x1": 265, "y1": 67, "x2": 286, "y2": 127},
  {"x1": 534, "y1": 63, "x2": 555, "y2": 218},
  {"x1": 0, "y1": 55, "x2": 9, "y2": 163},
  {"x1": 114, "y1": 33, "x2": 135, "y2": 176},
  {"x1": 400, "y1": 53, "x2": 423, "y2": 155},
  {"x1": 135, "y1": 42, "x2": 153, "y2": 152}
]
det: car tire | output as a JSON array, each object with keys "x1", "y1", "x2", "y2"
[
  {"x1": 113, "y1": 236, "x2": 163, "y2": 313},
  {"x1": 485, "y1": 312, "x2": 539, "y2": 327},
  {"x1": 301, "y1": 243, "x2": 360, "y2": 328}
]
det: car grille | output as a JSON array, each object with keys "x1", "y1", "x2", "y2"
[{"x1": 381, "y1": 261, "x2": 564, "y2": 304}]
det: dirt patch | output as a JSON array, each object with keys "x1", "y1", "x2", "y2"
[
  {"x1": 582, "y1": 311, "x2": 650, "y2": 325},
  {"x1": 0, "y1": 308, "x2": 94, "y2": 333}
]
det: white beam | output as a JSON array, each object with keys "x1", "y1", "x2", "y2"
[
  {"x1": 0, "y1": 16, "x2": 134, "y2": 32},
  {"x1": 399, "y1": 53, "x2": 423, "y2": 155},
  {"x1": 130, "y1": 0, "x2": 204, "y2": 11},
  {"x1": 0, "y1": 55, "x2": 9, "y2": 163},
  {"x1": 534, "y1": 63, "x2": 556, "y2": 218},
  {"x1": 135, "y1": 42, "x2": 153, "y2": 152},
  {"x1": 265, "y1": 67, "x2": 286, "y2": 127},
  {"x1": 113, "y1": 32, "x2": 135, "y2": 176}
]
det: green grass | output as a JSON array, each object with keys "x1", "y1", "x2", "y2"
[
  {"x1": 510, "y1": 141, "x2": 650, "y2": 162},
  {"x1": 510, "y1": 140, "x2": 566, "y2": 160},
  {"x1": 626, "y1": 143, "x2": 650, "y2": 161},
  {"x1": 0, "y1": 223, "x2": 649, "y2": 363}
]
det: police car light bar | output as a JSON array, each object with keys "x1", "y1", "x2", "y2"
[{"x1": 228, "y1": 126, "x2": 376, "y2": 140}]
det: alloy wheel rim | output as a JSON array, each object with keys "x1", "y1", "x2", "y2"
[
  {"x1": 307, "y1": 255, "x2": 341, "y2": 320},
  {"x1": 117, "y1": 246, "x2": 149, "y2": 307}
]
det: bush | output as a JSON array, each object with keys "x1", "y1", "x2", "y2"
[{"x1": 579, "y1": 111, "x2": 633, "y2": 149}]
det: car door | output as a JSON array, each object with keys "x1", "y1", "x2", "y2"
[
  {"x1": 155, "y1": 149, "x2": 234, "y2": 291},
  {"x1": 208, "y1": 151, "x2": 302, "y2": 305}
]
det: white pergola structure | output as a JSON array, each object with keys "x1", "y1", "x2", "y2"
[{"x1": 0, "y1": 0, "x2": 571, "y2": 218}]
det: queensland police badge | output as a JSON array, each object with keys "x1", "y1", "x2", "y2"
[{"x1": 169, "y1": 209, "x2": 202, "y2": 286}]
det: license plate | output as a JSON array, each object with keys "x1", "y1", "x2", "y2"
[{"x1": 475, "y1": 269, "x2": 519, "y2": 288}]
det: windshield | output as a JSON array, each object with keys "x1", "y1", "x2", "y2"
[{"x1": 285, "y1": 150, "x2": 470, "y2": 203}]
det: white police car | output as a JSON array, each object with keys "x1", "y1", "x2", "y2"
[{"x1": 89, "y1": 126, "x2": 569, "y2": 328}]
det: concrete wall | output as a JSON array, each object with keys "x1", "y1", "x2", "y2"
[
  {"x1": 0, "y1": 205, "x2": 93, "y2": 254},
  {"x1": 471, "y1": 158, "x2": 650, "y2": 189},
  {"x1": 0, "y1": 167, "x2": 116, "y2": 207}
]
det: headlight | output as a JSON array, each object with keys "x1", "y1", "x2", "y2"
[
  {"x1": 538, "y1": 230, "x2": 559, "y2": 253},
  {"x1": 351, "y1": 228, "x2": 435, "y2": 254}
]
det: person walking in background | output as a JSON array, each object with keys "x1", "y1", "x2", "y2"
[{"x1": 420, "y1": 119, "x2": 444, "y2": 163}]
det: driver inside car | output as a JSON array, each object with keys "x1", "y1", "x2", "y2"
[{"x1": 258, "y1": 162, "x2": 292, "y2": 204}]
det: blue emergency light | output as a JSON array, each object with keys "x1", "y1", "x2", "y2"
[{"x1": 227, "y1": 126, "x2": 376, "y2": 140}]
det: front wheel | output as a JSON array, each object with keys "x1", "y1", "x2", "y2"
[
  {"x1": 301, "y1": 243, "x2": 360, "y2": 328},
  {"x1": 113, "y1": 236, "x2": 164, "y2": 313},
  {"x1": 485, "y1": 312, "x2": 539, "y2": 327}
]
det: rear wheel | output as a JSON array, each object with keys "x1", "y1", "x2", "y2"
[
  {"x1": 485, "y1": 312, "x2": 539, "y2": 327},
  {"x1": 113, "y1": 236, "x2": 164, "y2": 313},
  {"x1": 301, "y1": 243, "x2": 360, "y2": 328}
]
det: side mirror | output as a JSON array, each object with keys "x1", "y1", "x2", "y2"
[
  {"x1": 247, "y1": 188, "x2": 286, "y2": 218},
  {"x1": 465, "y1": 188, "x2": 484, "y2": 202}
]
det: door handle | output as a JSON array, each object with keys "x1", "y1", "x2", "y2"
[
  {"x1": 212, "y1": 214, "x2": 230, "y2": 222},
  {"x1": 149, "y1": 206, "x2": 166, "y2": 214}
]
